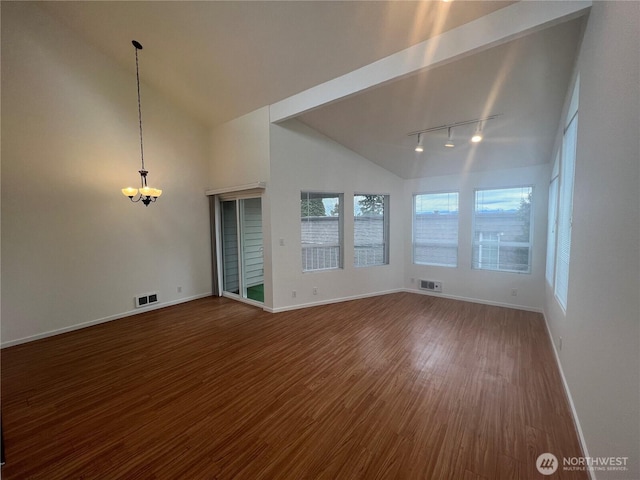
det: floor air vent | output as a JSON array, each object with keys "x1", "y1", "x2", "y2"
[
  {"x1": 419, "y1": 280, "x2": 442, "y2": 293},
  {"x1": 135, "y1": 292, "x2": 159, "y2": 308}
]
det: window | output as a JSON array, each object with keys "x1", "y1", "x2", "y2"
[
  {"x1": 354, "y1": 194, "x2": 389, "y2": 267},
  {"x1": 555, "y1": 111, "x2": 578, "y2": 309},
  {"x1": 545, "y1": 173, "x2": 559, "y2": 284},
  {"x1": 301, "y1": 192, "x2": 343, "y2": 272},
  {"x1": 472, "y1": 186, "x2": 533, "y2": 273},
  {"x1": 413, "y1": 192, "x2": 459, "y2": 267},
  {"x1": 548, "y1": 75, "x2": 579, "y2": 310}
]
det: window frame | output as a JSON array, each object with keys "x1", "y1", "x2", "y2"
[
  {"x1": 554, "y1": 111, "x2": 578, "y2": 310},
  {"x1": 545, "y1": 171, "x2": 559, "y2": 285},
  {"x1": 548, "y1": 74, "x2": 579, "y2": 312},
  {"x1": 300, "y1": 191, "x2": 344, "y2": 273},
  {"x1": 412, "y1": 191, "x2": 460, "y2": 268},
  {"x1": 353, "y1": 193, "x2": 390, "y2": 268},
  {"x1": 471, "y1": 185, "x2": 534, "y2": 274}
]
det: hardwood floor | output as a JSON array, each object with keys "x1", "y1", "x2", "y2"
[{"x1": 1, "y1": 293, "x2": 586, "y2": 479}]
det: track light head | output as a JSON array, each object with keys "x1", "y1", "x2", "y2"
[
  {"x1": 445, "y1": 127, "x2": 455, "y2": 148},
  {"x1": 415, "y1": 133, "x2": 424, "y2": 153},
  {"x1": 471, "y1": 123, "x2": 483, "y2": 143}
]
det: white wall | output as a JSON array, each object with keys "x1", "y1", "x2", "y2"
[
  {"x1": 1, "y1": 3, "x2": 212, "y2": 346},
  {"x1": 209, "y1": 106, "x2": 270, "y2": 189},
  {"x1": 405, "y1": 165, "x2": 549, "y2": 311},
  {"x1": 222, "y1": 114, "x2": 550, "y2": 314},
  {"x1": 268, "y1": 120, "x2": 404, "y2": 311},
  {"x1": 209, "y1": 107, "x2": 273, "y2": 308},
  {"x1": 544, "y1": 3, "x2": 640, "y2": 478}
]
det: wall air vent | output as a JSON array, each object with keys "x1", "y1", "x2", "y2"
[
  {"x1": 135, "y1": 292, "x2": 159, "y2": 308},
  {"x1": 419, "y1": 280, "x2": 442, "y2": 293}
]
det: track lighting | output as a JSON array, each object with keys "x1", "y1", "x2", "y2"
[
  {"x1": 444, "y1": 127, "x2": 455, "y2": 148},
  {"x1": 408, "y1": 114, "x2": 499, "y2": 150}
]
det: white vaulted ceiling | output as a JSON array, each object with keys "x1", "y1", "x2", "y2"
[
  {"x1": 34, "y1": 1, "x2": 586, "y2": 177},
  {"x1": 297, "y1": 18, "x2": 584, "y2": 178},
  {"x1": 37, "y1": 1, "x2": 513, "y2": 128}
]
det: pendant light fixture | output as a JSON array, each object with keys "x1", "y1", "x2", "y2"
[{"x1": 122, "y1": 40, "x2": 162, "y2": 206}]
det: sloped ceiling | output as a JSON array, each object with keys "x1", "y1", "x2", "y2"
[
  {"x1": 31, "y1": 1, "x2": 584, "y2": 177},
  {"x1": 36, "y1": 1, "x2": 513, "y2": 128},
  {"x1": 297, "y1": 18, "x2": 584, "y2": 178}
]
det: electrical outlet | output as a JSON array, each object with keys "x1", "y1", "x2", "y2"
[
  {"x1": 313, "y1": 287, "x2": 318, "y2": 295},
  {"x1": 177, "y1": 286, "x2": 182, "y2": 293},
  {"x1": 279, "y1": 238, "x2": 285, "y2": 246},
  {"x1": 511, "y1": 288, "x2": 518, "y2": 297},
  {"x1": 292, "y1": 290, "x2": 296, "y2": 298}
]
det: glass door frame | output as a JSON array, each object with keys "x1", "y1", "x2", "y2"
[{"x1": 218, "y1": 193, "x2": 264, "y2": 308}]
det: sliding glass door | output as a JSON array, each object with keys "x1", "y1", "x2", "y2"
[
  {"x1": 221, "y1": 200, "x2": 240, "y2": 296},
  {"x1": 220, "y1": 197, "x2": 264, "y2": 304}
]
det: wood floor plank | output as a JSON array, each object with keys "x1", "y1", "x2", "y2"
[{"x1": 1, "y1": 293, "x2": 587, "y2": 479}]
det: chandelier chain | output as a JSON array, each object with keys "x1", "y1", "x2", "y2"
[
  {"x1": 121, "y1": 40, "x2": 162, "y2": 206},
  {"x1": 135, "y1": 46, "x2": 145, "y2": 173}
]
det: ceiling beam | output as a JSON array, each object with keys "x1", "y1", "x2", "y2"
[{"x1": 269, "y1": 0, "x2": 591, "y2": 123}]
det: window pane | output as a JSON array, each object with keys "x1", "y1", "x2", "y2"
[
  {"x1": 472, "y1": 186, "x2": 533, "y2": 273},
  {"x1": 354, "y1": 194, "x2": 389, "y2": 267},
  {"x1": 413, "y1": 192, "x2": 459, "y2": 267},
  {"x1": 546, "y1": 176, "x2": 559, "y2": 285},
  {"x1": 555, "y1": 114, "x2": 577, "y2": 309},
  {"x1": 301, "y1": 192, "x2": 343, "y2": 272}
]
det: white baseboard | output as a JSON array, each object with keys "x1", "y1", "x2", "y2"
[
  {"x1": 264, "y1": 288, "x2": 405, "y2": 313},
  {"x1": 403, "y1": 287, "x2": 544, "y2": 313},
  {"x1": 265, "y1": 288, "x2": 543, "y2": 314},
  {"x1": 541, "y1": 310, "x2": 594, "y2": 480},
  {"x1": 1, "y1": 292, "x2": 213, "y2": 349}
]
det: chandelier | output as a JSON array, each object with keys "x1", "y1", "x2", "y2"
[{"x1": 121, "y1": 40, "x2": 162, "y2": 206}]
